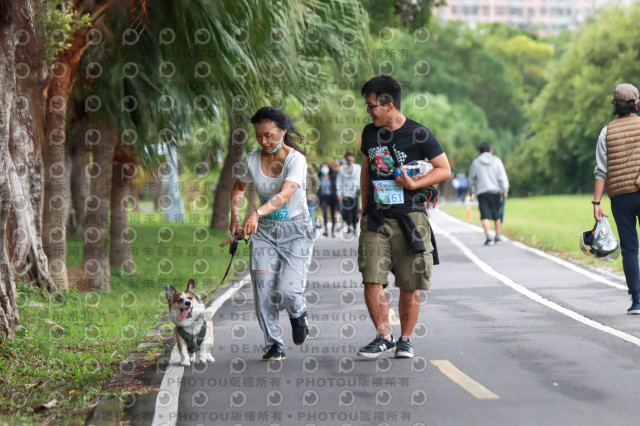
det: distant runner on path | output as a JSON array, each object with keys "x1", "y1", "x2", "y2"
[{"x1": 468, "y1": 141, "x2": 509, "y2": 246}]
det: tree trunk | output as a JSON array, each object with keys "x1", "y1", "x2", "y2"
[
  {"x1": 6, "y1": 3, "x2": 56, "y2": 293},
  {"x1": 42, "y1": 60, "x2": 73, "y2": 290},
  {"x1": 68, "y1": 129, "x2": 88, "y2": 236},
  {"x1": 41, "y1": 33, "x2": 88, "y2": 290},
  {"x1": 152, "y1": 175, "x2": 162, "y2": 211},
  {"x1": 0, "y1": 0, "x2": 20, "y2": 339},
  {"x1": 110, "y1": 145, "x2": 135, "y2": 268},
  {"x1": 210, "y1": 116, "x2": 248, "y2": 230},
  {"x1": 82, "y1": 118, "x2": 116, "y2": 292}
]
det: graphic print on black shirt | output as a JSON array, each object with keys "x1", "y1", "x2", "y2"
[{"x1": 360, "y1": 118, "x2": 444, "y2": 209}]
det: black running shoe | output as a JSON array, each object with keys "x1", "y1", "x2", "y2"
[
  {"x1": 290, "y1": 310, "x2": 309, "y2": 345},
  {"x1": 484, "y1": 237, "x2": 493, "y2": 246},
  {"x1": 494, "y1": 235, "x2": 502, "y2": 243},
  {"x1": 627, "y1": 296, "x2": 640, "y2": 315},
  {"x1": 395, "y1": 336, "x2": 414, "y2": 358},
  {"x1": 357, "y1": 334, "x2": 396, "y2": 358},
  {"x1": 262, "y1": 344, "x2": 286, "y2": 361}
]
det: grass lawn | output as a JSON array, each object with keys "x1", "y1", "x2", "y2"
[
  {"x1": 441, "y1": 194, "x2": 625, "y2": 274},
  {"x1": 0, "y1": 211, "x2": 248, "y2": 425}
]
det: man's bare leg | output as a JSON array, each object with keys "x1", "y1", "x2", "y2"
[
  {"x1": 398, "y1": 289, "x2": 420, "y2": 339},
  {"x1": 364, "y1": 282, "x2": 391, "y2": 339}
]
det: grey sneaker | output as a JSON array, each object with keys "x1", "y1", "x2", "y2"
[
  {"x1": 395, "y1": 336, "x2": 414, "y2": 358},
  {"x1": 357, "y1": 334, "x2": 396, "y2": 358},
  {"x1": 494, "y1": 235, "x2": 502, "y2": 243}
]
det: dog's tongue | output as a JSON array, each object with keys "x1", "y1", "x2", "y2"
[{"x1": 179, "y1": 307, "x2": 192, "y2": 321}]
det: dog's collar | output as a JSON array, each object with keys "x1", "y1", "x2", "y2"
[{"x1": 177, "y1": 317, "x2": 207, "y2": 353}]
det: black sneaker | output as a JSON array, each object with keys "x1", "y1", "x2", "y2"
[
  {"x1": 395, "y1": 336, "x2": 414, "y2": 358},
  {"x1": 627, "y1": 297, "x2": 640, "y2": 315},
  {"x1": 357, "y1": 334, "x2": 396, "y2": 358},
  {"x1": 290, "y1": 311, "x2": 309, "y2": 345},
  {"x1": 494, "y1": 235, "x2": 502, "y2": 243},
  {"x1": 484, "y1": 237, "x2": 493, "y2": 246},
  {"x1": 262, "y1": 344, "x2": 286, "y2": 361}
]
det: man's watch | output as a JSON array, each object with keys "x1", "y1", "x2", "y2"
[
  {"x1": 591, "y1": 201, "x2": 600, "y2": 205},
  {"x1": 255, "y1": 209, "x2": 264, "y2": 217}
]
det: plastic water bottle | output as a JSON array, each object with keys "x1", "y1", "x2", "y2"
[{"x1": 394, "y1": 160, "x2": 434, "y2": 180}]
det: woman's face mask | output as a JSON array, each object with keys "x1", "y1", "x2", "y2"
[
  {"x1": 320, "y1": 166, "x2": 329, "y2": 175},
  {"x1": 268, "y1": 143, "x2": 282, "y2": 154}
]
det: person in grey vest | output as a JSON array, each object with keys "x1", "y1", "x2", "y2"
[
  {"x1": 593, "y1": 83, "x2": 640, "y2": 315},
  {"x1": 468, "y1": 141, "x2": 509, "y2": 245}
]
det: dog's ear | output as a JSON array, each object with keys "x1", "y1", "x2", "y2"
[
  {"x1": 165, "y1": 285, "x2": 176, "y2": 303},
  {"x1": 186, "y1": 279, "x2": 196, "y2": 293}
]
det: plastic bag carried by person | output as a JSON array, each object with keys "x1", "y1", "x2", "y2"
[{"x1": 579, "y1": 216, "x2": 620, "y2": 262}]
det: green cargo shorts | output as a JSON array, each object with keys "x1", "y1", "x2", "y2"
[{"x1": 358, "y1": 212, "x2": 433, "y2": 290}]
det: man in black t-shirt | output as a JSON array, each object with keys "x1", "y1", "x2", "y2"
[{"x1": 356, "y1": 75, "x2": 451, "y2": 359}]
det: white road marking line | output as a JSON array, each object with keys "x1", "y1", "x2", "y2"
[
  {"x1": 152, "y1": 275, "x2": 250, "y2": 426},
  {"x1": 432, "y1": 222, "x2": 640, "y2": 348},
  {"x1": 152, "y1": 346, "x2": 182, "y2": 426},
  {"x1": 434, "y1": 209, "x2": 626, "y2": 290},
  {"x1": 510, "y1": 241, "x2": 626, "y2": 290},
  {"x1": 431, "y1": 360, "x2": 500, "y2": 399}
]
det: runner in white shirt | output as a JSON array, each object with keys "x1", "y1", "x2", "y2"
[{"x1": 223, "y1": 106, "x2": 313, "y2": 361}]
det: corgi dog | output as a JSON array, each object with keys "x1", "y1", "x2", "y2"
[{"x1": 165, "y1": 279, "x2": 215, "y2": 366}]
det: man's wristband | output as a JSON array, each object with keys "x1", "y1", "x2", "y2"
[{"x1": 591, "y1": 201, "x2": 600, "y2": 205}]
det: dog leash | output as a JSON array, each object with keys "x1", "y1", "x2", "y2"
[{"x1": 201, "y1": 235, "x2": 250, "y2": 303}]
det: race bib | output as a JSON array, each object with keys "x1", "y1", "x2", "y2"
[
  {"x1": 372, "y1": 180, "x2": 404, "y2": 205},
  {"x1": 260, "y1": 196, "x2": 290, "y2": 220}
]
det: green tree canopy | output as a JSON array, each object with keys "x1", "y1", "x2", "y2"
[
  {"x1": 508, "y1": 4, "x2": 640, "y2": 195},
  {"x1": 370, "y1": 22, "x2": 526, "y2": 136}
]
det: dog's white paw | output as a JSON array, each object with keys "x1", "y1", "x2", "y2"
[
  {"x1": 196, "y1": 354, "x2": 215, "y2": 364},
  {"x1": 189, "y1": 353, "x2": 196, "y2": 362},
  {"x1": 180, "y1": 359, "x2": 191, "y2": 367}
]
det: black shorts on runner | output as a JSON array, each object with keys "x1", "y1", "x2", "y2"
[{"x1": 477, "y1": 193, "x2": 501, "y2": 220}]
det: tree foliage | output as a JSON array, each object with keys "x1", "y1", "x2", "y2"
[
  {"x1": 39, "y1": 0, "x2": 91, "y2": 63},
  {"x1": 483, "y1": 30, "x2": 554, "y2": 103},
  {"x1": 508, "y1": 4, "x2": 640, "y2": 195},
  {"x1": 361, "y1": 0, "x2": 441, "y2": 31},
  {"x1": 370, "y1": 22, "x2": 526, "y2": 137}
]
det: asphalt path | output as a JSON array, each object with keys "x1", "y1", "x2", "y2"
[{"x1": 122, "y1": 209, "x2": 640, "y2": 426}]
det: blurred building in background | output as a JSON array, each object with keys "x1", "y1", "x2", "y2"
[{"x1": 434, "y1": 0, "x2": 630, "y2": 32}]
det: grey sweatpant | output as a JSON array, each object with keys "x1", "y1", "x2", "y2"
[{"x1": 250, "y1": 213, "x2": 314, "y2": 351}]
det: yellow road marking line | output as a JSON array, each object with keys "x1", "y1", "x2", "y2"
[
  {"x1": 388, "y1": 308, "x2": 401, "y2": 325},
  {"x1": 430, "y1": 360, "x2": 500, "y2": 400}
]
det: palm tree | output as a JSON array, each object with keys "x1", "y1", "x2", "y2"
[
  {"x1": 63, "y1": 0, "x2": 370, "y2": 290},
  {"x1": 40, "y1": 0, "x2": 104, "y2": 290},
  {"x1": 209, "y1": 0, "x2": 372, "y2": 230}
]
